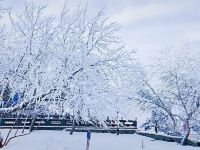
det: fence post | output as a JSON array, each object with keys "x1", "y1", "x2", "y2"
[
  {"x1": 29, "y1": 114, "x2": 38, "y2": 132},
  {"x1": 86, "y1": 130, "x2": 91, "y2": 150}
]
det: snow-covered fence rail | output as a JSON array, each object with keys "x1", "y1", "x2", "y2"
[
  {"x1": 107, "y1": 120, "x2": 137, "y2": 127},
  {"x1": 136, "y1": 132, "x2": 200, "y2": 147},
  {"x1": 0, "y1": 116, "x2": 137, "y2": 133},
  {"x1": 190, "y1": 134, "x2": 200, "y2": 141},
  {"x1": 0, "y1": 118, "x2": 73, "y2": 130}
]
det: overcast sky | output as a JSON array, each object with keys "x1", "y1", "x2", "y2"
[{"x1": 2, "y1": 0, "x2": 200, "y2": 64}]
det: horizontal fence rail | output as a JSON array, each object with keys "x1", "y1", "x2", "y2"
[{"x1": 0, "y1": 115, "x2": 137, "y2": 133}]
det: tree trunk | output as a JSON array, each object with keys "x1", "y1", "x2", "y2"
[
  {"x1": 181, "y1": 130, "x2": 190, "y2": 145},
  {"x1": 70, "y1": 118, "x2": 75, "y2": 135},
  {"x1": 22, "y1": 115, "x2": 29, "y2": 133},
  {"x1": 3, "y1": 115, "x2": 20, "y2": 146},
  {"x1": 29, "y1": 114, "x2": 37, "y2": 132}
]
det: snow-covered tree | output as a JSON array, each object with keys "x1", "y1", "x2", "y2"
[
  {"x1": 137, "y1": 42, "x2": 200, "y2": 143},
  {"x1": 0, "y1": 0, "x2": 4, "y2": 19},
  {"x1": 0, "y1": 2, "x2": 141, "y2": 125}
]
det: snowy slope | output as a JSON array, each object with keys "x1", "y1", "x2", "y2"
[{"x1": 0, "y1": 129, "x2": 199, "y2": 150}]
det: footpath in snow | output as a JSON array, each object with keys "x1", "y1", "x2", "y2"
[{"x1": 0, "y1": 129, "x2": 199, "y2": 150}]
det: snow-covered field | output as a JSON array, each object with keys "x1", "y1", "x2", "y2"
[{"x1": 0, "y1": 129, "x2": 199, "y2": 150}]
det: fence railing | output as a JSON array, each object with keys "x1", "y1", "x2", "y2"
[{"x1": 0, "y1": 115, "x2": 137, "y2": 131}]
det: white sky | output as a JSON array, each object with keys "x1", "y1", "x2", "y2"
[{"x1": 2, "y1": 0, "x2": 200, "y2": 64}]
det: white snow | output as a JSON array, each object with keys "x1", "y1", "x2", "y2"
[{"x1": 0, "y1": 129, "x2": 199, "y2": 150}]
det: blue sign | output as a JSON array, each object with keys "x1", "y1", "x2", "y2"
[{"x1": 87, "y1": 131, "x2": 91, "y2": 140}]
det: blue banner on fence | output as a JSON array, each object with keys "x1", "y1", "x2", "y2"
[{"x1": 12, "y1": 92, "x2": 20, "y2": 106}]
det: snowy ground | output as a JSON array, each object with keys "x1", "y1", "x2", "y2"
[{"x1": 0, "y1": 129, "x2": 199, "y2": 150}]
